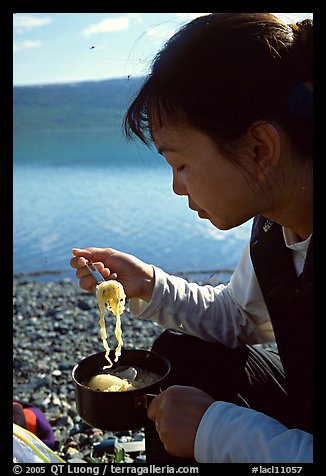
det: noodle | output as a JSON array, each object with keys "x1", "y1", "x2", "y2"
[
  {"x1": 88, "y1": 373, "x2": 132, "y2": 392},
  {"x1": 95, "y1": 280, "x2": 126, "y2": 368},
  {"x1": 87, "y1": 368, "x2": 161, "y2": 392}
]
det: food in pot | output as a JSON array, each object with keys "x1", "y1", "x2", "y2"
[
  {"x1": 88, "y1": 373, "x2": 133, "y2": 392},
  {"x1": 87, "y1": 368, "x2": 161, "y2": 392}
]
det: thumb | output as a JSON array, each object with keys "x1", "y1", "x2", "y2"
[
  {"x1": 72, "y1": 248, "x2": 93, "y2": 265},
  {"x1": 72, "y1": 247, "x2": 116, "y2": 263},
  {"x1": 72, "y1": 248, "x2": 92, "y2": 257}
]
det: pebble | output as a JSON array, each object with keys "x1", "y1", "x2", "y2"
[{"x1": 13, "y1": 278, "x2": 162, "y2": 463}]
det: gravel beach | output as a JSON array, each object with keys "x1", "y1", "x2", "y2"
[
  {"x1": 13, "y1": 278, "x2": 164, "y2": 463},
  {"x1": 13, "y1": 275, "x2": 276, "y2": 463}
]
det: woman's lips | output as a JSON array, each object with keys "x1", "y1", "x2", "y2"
[
  {"x1": 189, "y1": 204, "x2": 208, "y2": 219},
  {"x1": 197, "y1": 210, "x2": 208, "y2": 218}
]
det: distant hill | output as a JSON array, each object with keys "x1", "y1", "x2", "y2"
[{"x1": 13, "y1": 77, "x2": 145, "y2": 132}]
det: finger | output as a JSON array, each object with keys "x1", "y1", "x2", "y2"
[
  {"x1": 79, "y1": 275, "x2": 98, "y2": 294},
  {"x1": 72, "y1": 248, "x2": 93, "y2": 260},
  {"x1": 76, "y1": 266, "x2": 92, "y2": 280},
  {"x1": 92, "y1": 262, "x2": 114, "y2": 281},
  {"x1": 75, "y1": 261, "x2": 112, "y2": 284},
  {"x1": 70, "y1": 256, "x2": 88, "y2": 269},
  {"x1": 147, "y1": 395, "x2": 160, "y2": 422}
]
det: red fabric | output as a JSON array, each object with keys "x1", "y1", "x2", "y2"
[
  {"x1": 13, "y1": 401, "x2": 55, "y2": 448},
  {"x1": 23, "y1": 408, "x2": 37, "y2": 435}
]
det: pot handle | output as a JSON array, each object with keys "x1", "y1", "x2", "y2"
[{"x1": 134, "y1": 393, "x2": 157, "y2": 411}]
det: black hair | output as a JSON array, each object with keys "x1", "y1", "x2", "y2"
[{"x1": 123, "y1": 13, "x2": 313, "y2": 160}]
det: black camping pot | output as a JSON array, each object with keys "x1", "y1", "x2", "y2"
[{"x1": 72, "y1": 349, "x2": 171, "y2": 431}]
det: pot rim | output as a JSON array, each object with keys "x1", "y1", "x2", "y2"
[{"x1": 72, "y1": 348, "x2": 171, "y2": 394}]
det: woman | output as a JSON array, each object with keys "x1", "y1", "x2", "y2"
[{"x1": 70, "y1": 13, "x2": 313, "y2": 463}]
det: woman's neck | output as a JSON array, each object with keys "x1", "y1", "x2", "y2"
[{"x1": 265, "y1": 164, "x2": 313, "y2": 241}]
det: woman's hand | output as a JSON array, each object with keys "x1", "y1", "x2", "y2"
[
  {"x1": 147, "y1": 385, "x2": 215, "y2": 458},
  {"x1": 70, "y1": 247, "x2": 155, "y2": 302}
]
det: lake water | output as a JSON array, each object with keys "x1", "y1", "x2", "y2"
[
  {"x1": 13, "y1": 128, "x2": 252, "y2": 284},
  {"x1": 13, "y1": 13, "x2": 313, "y2": 284}
]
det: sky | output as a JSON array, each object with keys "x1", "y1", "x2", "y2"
[{"x1": 13, "y1": 12, "x2": 313, "y2": 86}]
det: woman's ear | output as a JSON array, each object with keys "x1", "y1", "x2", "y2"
[{"x1": 245, "y1": 122, "x2": 281, "y2": 181}]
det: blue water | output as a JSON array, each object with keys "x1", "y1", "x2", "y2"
[{"x1": 13, "y1": 89, "x2": 253, "y2": 284}]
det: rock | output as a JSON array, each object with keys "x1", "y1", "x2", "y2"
[
  {"x1": 67, "y1": 456, "x2": 88, "y2": 463},
  {"x1": 66, "y1": 447, "x2": 80, "y2": 457},
  {"x1": 77, "y1": 299, "x2": 92, "y2": 311}
]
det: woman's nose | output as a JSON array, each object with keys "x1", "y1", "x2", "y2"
[{"x1": 172, "y1": 173, "x2": 187, "y2": 196}]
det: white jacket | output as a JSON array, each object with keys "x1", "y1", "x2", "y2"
[{"x1": 129, "y1": 230, "x2": 313, "y2": 463}]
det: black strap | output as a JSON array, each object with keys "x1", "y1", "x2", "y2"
[{"x1": 250, "y1": 216, "x2": 313, "y2": 432}]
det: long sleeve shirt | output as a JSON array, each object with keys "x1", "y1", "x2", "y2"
[{"x1": 129, "y1": 229, "x2": 313, "y2": 463}]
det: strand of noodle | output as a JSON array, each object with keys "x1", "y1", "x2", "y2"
[
  {"x1": 96, "y1": 281, "x2": 126, "y2": 369},
  {"x1": 114, "y1": 307, "x2": 123, "y2": 362},
  {"x1": 99, "y1": 304, "x2": 113, "y2": 368}
]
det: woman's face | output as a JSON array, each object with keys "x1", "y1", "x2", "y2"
[{"x1": 153, "y1": 123, "x2": 267, "y2": 230}]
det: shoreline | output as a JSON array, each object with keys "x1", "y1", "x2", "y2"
[{"x1": 13, "y1": 268, "x2": 233, "y2": 289}]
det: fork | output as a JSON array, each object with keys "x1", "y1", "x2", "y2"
[{"x1": 85, "y1": 261, "x2": 105, "y2": 289}]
